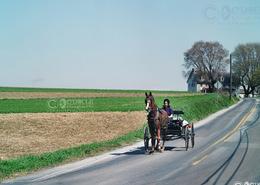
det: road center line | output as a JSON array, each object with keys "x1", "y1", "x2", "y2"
[
  {"x1": 192, "y1": 155, "x2": 208, "y2": 166},
  {"x1": 192, "y1": 102, "x2": 256, "y2": 166}
]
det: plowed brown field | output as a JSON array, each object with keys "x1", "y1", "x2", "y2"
[{"x1": 0, "y1": 111, "x2": 146, "y2": 159}]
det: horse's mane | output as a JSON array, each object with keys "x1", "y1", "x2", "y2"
[{"x1": 150, "y1": 96, "x2": 158, "y2": 111}]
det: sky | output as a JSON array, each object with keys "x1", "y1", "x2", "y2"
[{"x1": 0, "y1": 0, "x2": 260, "y2": 91}]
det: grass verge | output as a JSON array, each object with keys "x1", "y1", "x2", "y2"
[
  {"x1": 0, "y1": 94, "x2": 239, "y2": 181},
  {"x1": 0, "y1": 127, "x2": 144, "y2": 181}
]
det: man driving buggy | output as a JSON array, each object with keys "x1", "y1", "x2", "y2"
[
  {"x1": 162, "y1": 98, "x2": 174, "y2": 119},
  {"x1": 163, "y1": 98, "x2": 190, "y2": 127}
]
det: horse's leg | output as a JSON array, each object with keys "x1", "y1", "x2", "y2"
[
  {"x1": 148, "y1": 121, "x2": 156, "y2": 152},
  {"x1": 156, "y1": 121, "x2": 161, "y2": 151},
  {"x1": 160, "y1": 116, "x2": 168, "y2": 152},
  {"x1": 161, "y1": 127, "x2": 167, "y2": 151},
  {"x1": 151, "y1": 137, "x2": 155, "y2": 152}
]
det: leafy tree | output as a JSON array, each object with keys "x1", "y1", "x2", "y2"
[
  {"x1": 232, "y1": 43, "x2": 260, "y2": 97},
  {"x1": 184, "y1": 41, "x2": 229, "y2": 92}
]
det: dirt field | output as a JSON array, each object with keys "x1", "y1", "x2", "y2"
[
  {"x1": 0, "y1": 92, "x2": 198, "y2": 99},
  {"x1": 0, "y1": 111, "x2": 146, "y2": 160}
]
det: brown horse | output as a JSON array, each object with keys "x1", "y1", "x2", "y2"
[{"x1": 145, "y1": 92, "x2": 169, "y2": 152}]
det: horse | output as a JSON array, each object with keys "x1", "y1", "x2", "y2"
[{"x1": 145, "y1": 92, "x2": 169, "y2": 152}]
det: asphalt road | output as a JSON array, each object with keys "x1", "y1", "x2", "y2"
[{"x1": 3, "y1": 98, "x2": 260, "y2": 185}]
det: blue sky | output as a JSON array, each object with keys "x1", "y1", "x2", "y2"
[{"x1": 0, "y1": 0, "x2": 259, "y2": 90}]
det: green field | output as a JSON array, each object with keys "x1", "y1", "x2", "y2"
[
  {"x1": 0, "y1": 86, "x2": 187, "y2": 94},
  {"x1": 0, "y1": 94, "x2": 235, "y2": 121}
]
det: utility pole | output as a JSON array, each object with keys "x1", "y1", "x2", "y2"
[{"x1": 229, "y1": 54, "x2": 232, "y2": 100}]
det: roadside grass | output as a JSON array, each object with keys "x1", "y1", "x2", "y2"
[
  {"x1": 0, "y1": 87, "x2": 188, "y2": 94},
  {"x1": 0, "y1": 94, "x2": 230, "y2": 114},
  {"x1": 174, "y1": 93, "x2": 237, "y2": 121},
  {"x1": 0, "y1": 94, "x2": 238, "y2": 181},
  {"x1": 0, "y1": 127, "x2": 144, "y2": 181}
]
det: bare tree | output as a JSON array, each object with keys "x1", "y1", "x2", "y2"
[
  {"x1": 232, "y1": 43, "x2": 260, "y2": 97},
  {"x1": 184, "y1": 41, "x2": 229, "y2": 92}
]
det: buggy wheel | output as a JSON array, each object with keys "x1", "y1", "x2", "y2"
[
  {"x1": 190, "y1": 123, "x2": 195, "y2": 148},
  {"x1": 184, "y1": 126, "x2": 189, "y2": 151},
  {"x1": 144, "y1": 126, "x2": 150, "y2": 154}
]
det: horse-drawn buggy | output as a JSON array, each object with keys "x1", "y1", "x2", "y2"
[{"x1": 144, "y1": 92, "x2": 195, "y2": 154}]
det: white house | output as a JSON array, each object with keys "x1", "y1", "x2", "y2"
[
  {"x1": 187, "y1": 69, "x2": 231, "y2": 93},
  {"x1": 187, "y1": 69, "x2": 209, "y2": 93}
]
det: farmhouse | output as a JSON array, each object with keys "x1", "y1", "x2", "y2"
[{"x1": 187, "y1": 69, "x2": 231, "y2": 93}]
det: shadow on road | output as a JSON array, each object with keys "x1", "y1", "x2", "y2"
[
  {"x1": 110, "y1": 146, "x2": 187, "y2": 156},
  {"x1": 111, "y1": 147, "x2": 145, "y2": 156}
]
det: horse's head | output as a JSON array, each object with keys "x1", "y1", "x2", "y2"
[{"x1": 145, "y1": 92, "x2": 156, "y2": 112}]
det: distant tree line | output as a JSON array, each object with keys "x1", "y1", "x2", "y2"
[{"x1": 183, "y1": 41, "x2": 260, "y2": 97}]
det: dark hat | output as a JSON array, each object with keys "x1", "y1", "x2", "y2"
[{"x1": 163, "y1": 98, "x2": 170, "y2": 104}]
